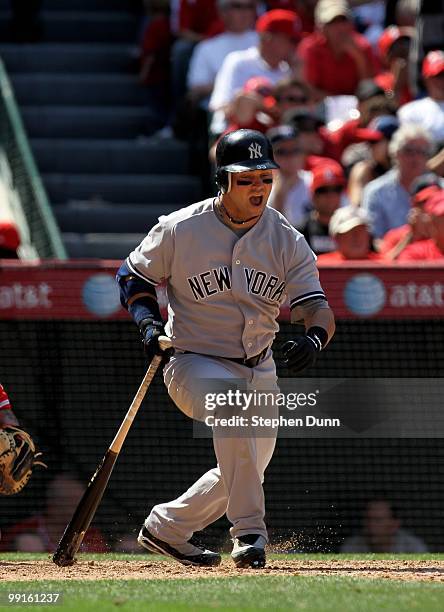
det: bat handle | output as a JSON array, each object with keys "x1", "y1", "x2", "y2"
[{"x1": 158, "y1": 335, "x2": 173, "y2": 353}]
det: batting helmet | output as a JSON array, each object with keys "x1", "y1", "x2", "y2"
[{"x1": 215, "y1": 129, "x2": 279, "y2": 193}]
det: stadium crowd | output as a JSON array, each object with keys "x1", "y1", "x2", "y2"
[{"x1": 138, "y1": 0, "x2": 444, "y2": 262}]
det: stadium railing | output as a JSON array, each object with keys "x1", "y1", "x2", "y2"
[{"x1": 0, "y1": 58, "x2": 66, "y2": 259}]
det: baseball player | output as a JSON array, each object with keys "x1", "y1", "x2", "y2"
[
  {"x1": 0, "y1": 384, "x2": 19, "y2": 428},
  {"x1": 0, "y1": 384, "x2": 45, "y2": 501},
  {"x1": 117, "y1": 129, "x2": 335, "y2": 569}
]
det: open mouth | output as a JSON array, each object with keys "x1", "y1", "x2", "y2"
[{"x1": 249, "y1": 196, "x2": 263, "y2": 207}]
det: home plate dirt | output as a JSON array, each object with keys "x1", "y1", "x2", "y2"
[{"x1": 1, "y1": 559, "x2": 444, "y2": 583}]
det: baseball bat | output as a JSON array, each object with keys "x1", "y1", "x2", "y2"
[{"x1": 53, "y1": 336, "x2": 173, "y2": 567}]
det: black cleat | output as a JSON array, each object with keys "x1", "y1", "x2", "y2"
[
  {"x1": 138, "y1": 526, "x2": 221, "y2": 567},
  {"x1": 231, "y1": 534, "x2": 266, "y2": 568}
]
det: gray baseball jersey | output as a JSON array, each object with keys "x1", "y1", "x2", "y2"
[{"x1": 126, "y1": 197, "x2": 326, "y2": 358}]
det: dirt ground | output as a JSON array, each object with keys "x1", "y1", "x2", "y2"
[{"x1": 1, "y1": 558, "x2": 444, "y2": 583}]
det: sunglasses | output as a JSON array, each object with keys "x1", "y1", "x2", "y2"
[
  {"x1": 401, "y1": 146, "x2": 429, "y2": 157},
  {"x1": 315, "y1": 185, "x2": 343, "y2": 194},
  {"x1": 275, "y1": 147, "x2": 303, "y2": 157},
  {"x1": 276, "y1": 95, "x2": 308, "y2": 104}
]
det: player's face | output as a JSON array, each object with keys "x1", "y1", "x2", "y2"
[{"x1": 224, "y1": 169, "x2": 274, "y2": 221}]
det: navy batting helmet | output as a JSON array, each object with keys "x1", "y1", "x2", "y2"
[{"x1": 215, "y1": 129, "x2": 279, "y2": 193}]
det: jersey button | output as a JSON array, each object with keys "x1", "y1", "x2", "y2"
[
  {"x1": 247, "y1": 342, "x2": 252, "y2": 348},
  {"x1": 235, "y1": 259, "x2": 241, "y2": 265},
  {"x1": 248, "y1": 320, "x2": 254, "y2": 325}
]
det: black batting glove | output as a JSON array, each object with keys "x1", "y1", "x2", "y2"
[
  {"x1": 282, "y1": 327, "x2": 327, "y2": 375},
  {"x1": 139, "y1": 318, "x2": 166, "y2": 361}
]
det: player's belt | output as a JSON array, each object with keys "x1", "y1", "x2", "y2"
[{"x1": 182, "y1": 347, "x2": 268, "y2": 368}]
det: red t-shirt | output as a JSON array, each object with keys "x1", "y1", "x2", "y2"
[
  {"x1": 317, "y1": 251, "x2": 382, "y2": 263},
  {"x1": 378, "y1": 224, "x2": 411, "y2": 256},
  {"x1": 374, "y1": 71, "x2": 412, "y2": 106},
  {"x1": 0, "y1": 515, "x2": 108, "y2": 553},
  {"x1": 299, "y1": 31, "x2": 376, "y2": 95},
  {"x1": 397, "y1": 239, "x2": 444, "y2": 262},
  {"x1": 179, "y1": 0, "x2": 221, "y2": 37},
  {"x1": 324, "y1": 119, "x2": 372, "y2": 161}
]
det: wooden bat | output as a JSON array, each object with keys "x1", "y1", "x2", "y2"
[{"x1": 53, "y1": 336, "x2": 173, "y2": 567}]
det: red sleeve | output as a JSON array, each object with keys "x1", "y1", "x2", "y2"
[
  {"x1": 302, "y1": 35, "x2": 323, "y2": 89},
  {"x1": 378, "y1": 225, "x2": 410, "y2": 256},
  {"x1": 179, "y1": 0, "x2": 193, "y2": 31},
  {"x1": 0, "y1": 384, "x2": 18, "y2": 426},
  {"x1": 0, "y1": 384, "x2": 11, "y2": 411},
  {"x1": 141, "y1": 17, "x2": 171, "y2": 55}
]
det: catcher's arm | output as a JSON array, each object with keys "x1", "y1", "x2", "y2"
[{"x1": 0, "y1": 384, "x2": 19, "y2": 428}]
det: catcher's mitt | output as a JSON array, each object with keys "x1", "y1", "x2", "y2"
[{"x1": 0, "y1": 427, "x2": 46, "y2": 496}]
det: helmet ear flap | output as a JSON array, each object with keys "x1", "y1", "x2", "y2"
[{"x1": 215, "y1": 169, "x2": 229, "y2": 194}]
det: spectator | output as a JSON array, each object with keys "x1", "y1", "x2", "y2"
[
  {"x1": 398, "y1": 51, "x2": 444, "y2": 146},
  {"x1": 0, "y1": 220, "x2": 20, "y2": 259},
  {"x1": 0, "y1": 383, "x2": 19, "y2": 427},
  {"x1": 374, "y1": 25, "x2": 414, "y2": 106},
  {"x1": 326, "y1": 80, "x2": 397, "y2": 161},
  {"x1": 171, "y1": 0, "x2": 221, "y2": 111},
  {"x1": 379, "y1": 172, "x2": 442, "y2": 260},
  {"x1": 347, "y1": 115, "x2": 399, "y2": 206},
  {"x1": 298, "y1": 0, "x2": 376, "y2": 99},
  {"x1": 267, "y1": 1, "x2": 316, "y2": 33},
  {"x1": 178, "y1": 0, "x2": 221, "y2": 41},
  {"x1": 139, "y1": 0, "x2": 173, "y2": 109},
  {"x1": 317, "y1": 205, "x2": 380, "y2": 262},
  {"x1": 362, "y1": 124, "x2": 433, "y2": 248},
  {"x1": 273, "y1": 76, "x2": 314, "y2": 116},
  {"x1": 209, "y1": 9, "x2": 302, "y2": 133},
  {"x1": 267, "y1": 124, "x2": 312, "y2": 228},
  {"x1": 226, "y1": 76, "x2": 278, "y2": 133},
  {"x1": 0, "y1": 473, "x2": 107, "y2": 553},
  {"x1": 187, "y1": 1, "x2": 258, "y2": 109},
  {"x1": 283, "y1": 109, "x2": 330, "y2": 160},
  {"x1": 301, "y1": 161, "x2": 346, "y2": 254},
  {"x1": 340, "y1": 497, "x2": 428, "y2": 553},
  {"x1": 227, "y1": 76, "x2": 313, "y2": 134},
  {"x1": 397, "y1": 191, "x2": 444, "y2": 261}
]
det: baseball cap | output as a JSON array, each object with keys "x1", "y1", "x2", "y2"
[
  {"x1": 315, "y1": 0, "x2": 352, "y2": 26},
  {"x1": 422, "y1": 50, "x2": 444, "y2": 78},
  {"x1": 256, "y1": 9, "x2": 302, "y2": 43},
  {"x1": 378, "y1": 26, "x2": 412, "y2": 59},
  {"x1": 0, "y1": 221, "x2": 20, "y2": 252},
  {"x1": 329, "y1": 206, "x2": 369, "y2": 236},
  {"x1": 424, "y1": 191, "x2": 444, "y2": 216},
  {"x1": 355, "y1": 115, "x2": 400, "y2": 142},
  {"x1": 311, "y1": 162, "x2": 346, "y2": 194},
  {"x1": 266, "y1": 124, "x2": 299, "y2": 146}
]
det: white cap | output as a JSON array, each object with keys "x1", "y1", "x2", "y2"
[
  {"x1": 315, "y1": 0, "x2": 352, "y2": 26},
  {"x1": 329, "y1": 206, "x2": 369, "y2": 236}
]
